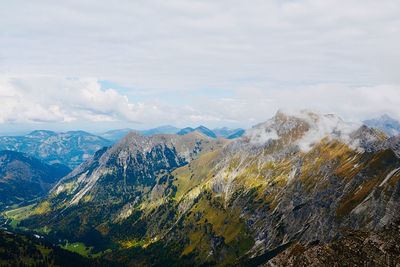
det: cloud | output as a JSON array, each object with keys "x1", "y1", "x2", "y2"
[
  {"x1": 0, "y1": 75, "x2": 154, "y2": 124},
  {"x1": 0, "y1": 1, "x2": 399, "y2": 130},
  {"x1": 0, "y1": 0, "x2": 399, "y2": 90},
  {"x1": 1, "y1": 75, "x2": 399, "y2": 130},
  {"x1": 188, "y1": 83, "x2": 400, "y2": 127},
  {"x1": 0, "y1": 75, "x2": 230, "y2": 128}
]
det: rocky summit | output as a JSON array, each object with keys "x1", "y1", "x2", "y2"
[{"x1": 4, "y1": 111, "x2": 400, "y2": 266}]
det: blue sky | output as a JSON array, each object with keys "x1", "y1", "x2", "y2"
[{"x1": 0, "y1": 0, "x2": 399, "y2": 134}]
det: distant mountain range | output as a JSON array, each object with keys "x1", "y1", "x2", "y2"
[
  {"x1": 99, "y1": 128, "x2": 133, "y2": 142},
  {"x1": 101, "y1": 125, "x2": 245, "y2": 142},
  {"x1": 364, "y1": 114, "x2": 400, "y2": 136},
  {"x1": 177, "y1": 126, "x2": 218, "y2": 138},
  {"x1": 141, "y1": 125, "x2": 181, "y2": 136},
  {"x1": 174, "y1": 125, "x2": 244, "y2": 139},
  {"x1": 0, "y1": 150, "x2": 70, "y2": 211},
  {"x1": 0, "y1": 130, "x2": 112, "y2": 169},
  {"x1": 176, "y1": 125, "x2": 245, "y2": 139},
  {"x1": 100, "y1": 126, "x2": 181, "y2": 142}
]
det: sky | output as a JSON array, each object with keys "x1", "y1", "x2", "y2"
[{"x1": 0, "y1": 0, "x2": 400, "y2": 134}]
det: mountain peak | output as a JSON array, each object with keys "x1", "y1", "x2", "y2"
[
  {"x1": 177, "y1": 126, "x2": 217, "y2": 138},
  {"x1": 213, "y1": 127, "x2": 245, "y2": 139},
  {"x1": 140, "y1": 125, "x2": 180, "y2": 136},
  {"x1": 176, "y1": 127, "x2": 195, "y2": 135},
  {"x1": 380, "y1": 114, "x2": 394, "y2": 120},
  {"x1": 27, "y1": 130, "x2": 57, "y2": 137},
  {"x1": 364, "y1": 114, "x2": 400, "y2": 136},
  {"x1": 194, "y1": 126, "x2": 217, "y2": 138},
  {"x1": 274, "y1": 109, "x2": 290, "y2": 120},
  {"x1": 246, "y1": 110, "x2": 359, "y2": 151}
]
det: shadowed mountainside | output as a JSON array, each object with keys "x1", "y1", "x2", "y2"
[{"x1": 0, "y1": 150, "x2": 70, "y2": 211}]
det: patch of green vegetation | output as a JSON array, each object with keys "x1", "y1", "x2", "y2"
[
  {"x1": 0, "y1": 230, "x2": 109, "y2": 266},
  {"x1": 61, "y1": 242, "x2": 92, "y2": 257},
  {"x1": 61, "y1": 241, "x2": 108, "y2": 258},
  {"x1": 4, "y1": 204, "x2": 35, "y2": 219},
  {"x1": 3, "y1": 204, "x2": 36, "y2": 228}
]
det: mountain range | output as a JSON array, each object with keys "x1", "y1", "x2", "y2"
[
  {"x1": 3, "y1": 110, "x2": 399, "y2": 266},
  {"x1": 212, "y1": 127, "x2": 246, "y2": 139},
  {"x1": 0, "y1": 130, "x2": 112, "y2": 169},
  {"x1": 177, "y1": 126, "x2": 245, "y2": 139},
  {"x1": 102, "y1": 126, "x2": 245, "y2": 142},
  {"x1": 0, "y1": 126, "x2": 244, "y2": 172}
]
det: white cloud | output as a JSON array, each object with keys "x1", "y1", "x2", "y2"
[
  {"x1": 198, "y1": 83, "x2": 400, "y2": 127},
  {"x1": 0, "y1": 75, "x2": 154, "y2": 124},
  {"x1": 0, "y1": 75, "x2": 230, "y2": 129}
]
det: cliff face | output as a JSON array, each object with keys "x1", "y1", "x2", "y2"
[{"x1": 263, "y1": 221, "x2": 400, "y2": 267}]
